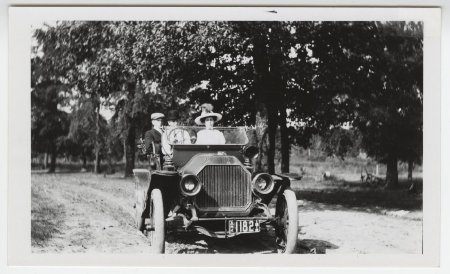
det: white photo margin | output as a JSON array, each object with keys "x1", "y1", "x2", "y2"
[{"x1": 4, "y1": 4, "x2": 442, "y2": 270}]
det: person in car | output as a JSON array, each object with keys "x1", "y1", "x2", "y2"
[
  {"x1": 162, "y1": 110, "x2": 191, "y2": 156},
  {"x1": 195, "y1": 104, "x2": 226, "y2": 145},
  {"x1": 144, "y1": 112, "x2": 165, "y2": 156}
]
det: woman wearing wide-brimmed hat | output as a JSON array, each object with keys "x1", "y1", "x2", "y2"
[{"x1": 195, "y1": 104, "x2": 226, "y2": 145}]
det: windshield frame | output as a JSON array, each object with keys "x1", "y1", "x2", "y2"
[{"x1": 163, "y1": 126, "x2": 254, "y2": 146}]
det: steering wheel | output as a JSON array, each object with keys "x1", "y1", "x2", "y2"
[{"x1": 167, "y1": 128, "x2": 197, "y2": 144}]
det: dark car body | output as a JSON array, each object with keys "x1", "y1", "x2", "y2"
[{"x1": 133, "y1": 127, "x2": 298, "y2": 252}]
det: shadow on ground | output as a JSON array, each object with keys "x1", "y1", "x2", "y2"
[
  {"x1": 166, "y1": 230, "x2": 338, "y2": 254},
  {"x1": 292, "y1": 178, "x2": 422, "y2": 212},
  {"x1": 297, "y1": 239, "x2": 339, "y2": 254},
  {"x1": 166, "y1": 231, "x2": 276, "y2": 254},
  {"x1": 31, "y1": 184, "x2": 66, "y2": 247}
]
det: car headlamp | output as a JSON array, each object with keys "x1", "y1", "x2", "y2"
[
  {"x1": 252, "y1": 173, "x2": 274, "y2": 195},
  {"x1": 180, "y1": 174, "x2": 202, "y2": 196},
  {"x1": 256, "y1": 177, "x2": 268, "y2": 190},
  {"x1": 184, "y1": 179, "x2": 196, "y2": 191}
]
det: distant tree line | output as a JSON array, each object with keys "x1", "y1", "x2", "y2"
[{"x1": 31, "y1": 21, "x2": 422, "y2": 188}]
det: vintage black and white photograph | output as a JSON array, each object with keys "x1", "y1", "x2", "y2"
[{"x1": 28, "y1": 17, "x2": 427, "y2": 256}]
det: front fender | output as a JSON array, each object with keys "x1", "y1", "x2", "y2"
[
  {"x1": 259, "y1": 173, "x2": 292, "y2": 204},
  {"x1": 145, "y1": 171, "x2": 180, "y2": 218},
  {"x1": 272, "y1": 174, "x2": 291, "y2": 190},
  {"x1": 133, "y1": 169, "x2": 151, "y2": 195}
]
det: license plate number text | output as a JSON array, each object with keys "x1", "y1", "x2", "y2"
[{"x1": 227, "y1": 220, "x2": 261, "y2": 234}]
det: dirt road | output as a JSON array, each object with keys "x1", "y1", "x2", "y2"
[{"x1": 31, "y1": 173, "x2": 422, "y2": 254}]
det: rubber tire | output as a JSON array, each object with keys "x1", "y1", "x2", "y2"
[
  {"x1": 149, "y1": 188, "x2": 165, "y2": 254},
  {"x1": 275, "y1": 188, "x2": 299, "y2": 254}
]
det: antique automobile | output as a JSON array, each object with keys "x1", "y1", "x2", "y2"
[{"x1": 133, "y1": 127, "x2": 299, "y2": 253}]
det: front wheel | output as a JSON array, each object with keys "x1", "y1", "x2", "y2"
[
  {"x1": 148, "y1": 188, "x2": 165, "y2": 253},
  {"x1": 275, "y1": 188, "x2": 299, "y2": 253}
]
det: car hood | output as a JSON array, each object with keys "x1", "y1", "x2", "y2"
[{"x1": 179, "y1": 153, "x2": 247, "y2": 175}]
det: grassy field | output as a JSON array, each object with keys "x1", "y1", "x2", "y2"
[
  {"x1": 31, "y1": 182, "x2": 66, "y2": 247},
  {"x1": 33, "y1": 151, "x2": 421, "y2": 179}
]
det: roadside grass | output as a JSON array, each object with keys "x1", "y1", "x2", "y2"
[
  {"x1": 31, "y1": 183, "x2": 65, "y2": 247},
  {"x1": 31, "y1": 161, "x2": 149, "y2": 174},
  {"x1": 278, "y1": 151, "x2": 423, "y2": 213},
  {"x1": 32, "y1": 154, "x2": 423, "y2": 219},
  {"x1": 284, "y1": 147, "x2": 422, "y2": 180}
]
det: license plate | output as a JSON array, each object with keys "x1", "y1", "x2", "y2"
[{"x1": 227, "y1": 219, "x2": 261, "y2": 234}]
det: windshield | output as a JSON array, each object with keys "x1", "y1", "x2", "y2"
[{"x1": 163, "y1": 126, "x2": 254, "y2": 145}]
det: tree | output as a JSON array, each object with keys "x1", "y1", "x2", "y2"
[
  {"x1": 31, "y1": 21, "x2": 422, "y2": 185},
  {"x1": 31, "y1": 84, "x2": 69, "y2": 172},
  {"x1": 31, "y1": 33, "x2": 72, "y2": 173},
  {"x1": 309, "y1": 21, "x2": 423, "y2": 187},
  {"x1": 33, "y1": 21, "x2": 133, "y2": 175},
  {"x1": 110, "y1": 21, "x2": 199, "y2": 176},
  {"x1": 67, "y1": 98, "x2": 108, "y2": 170},
  {"x1": 145, "y1": 21, "x2": 318, "y2": 173},
  {"x1": 354, "y1": 22, "x2": 423, "y2": 188},
  {"x1": 322, "y1": 128, "x2": 362, "y2": 160}
]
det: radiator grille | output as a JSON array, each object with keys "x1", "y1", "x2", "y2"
[{"x1": 196, "y1": 165, "x2": 251, "y2": 210}]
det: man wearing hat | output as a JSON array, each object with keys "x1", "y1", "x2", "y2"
[
  {"x1": 195, "y1": 103, "x2": 226, "y2": 144},
  {"x1": 161, "y1": 110, "x2": 191, "y2": 156},
  {"x1": 144, "y1": 113, "x2": 165, "y2": 158}
]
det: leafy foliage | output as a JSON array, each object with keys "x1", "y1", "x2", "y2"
[
  {"x1": 31, "y1": 85, "x2": 69, "y2": 154},
  {"x1": 322, "y1": 128, "x2": 362, "y2": 159},
  {"x1": 31, "y1": 21, "x2": 423, "y2": 183},
  {"x1": 67, "y1": 99, "x2": 108, "y2": 158}
]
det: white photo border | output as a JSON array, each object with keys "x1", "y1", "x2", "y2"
[{"x1": 6, "y1": 5, "x2": 441, "y2": 268}]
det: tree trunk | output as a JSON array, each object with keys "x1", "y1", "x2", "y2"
[
  {"x1": 44, "y1": 152, "x2": 49, "y2": 169},
  {"x1": 266, "y1": 22, "x2": 284, "y2": 174},
  {"x1": 251, "y1": 33, "x2": 271, "y2": 173},
  {"x1": 124, "y1": 85, "x2": 136, "y2": 178},
  {"x1": 408, "y1": 159, "x2": 414, "y2": 180},
  {"x1": 123, "y1": 137, "x2": 127, "y2": 163},
  {"x1": 385, "y1": 154, "x2": 398, "y2": 189},
  {"x1": 250, "y1": 24, "x2": 286, "y2": 174},
  {"x1": 81, "y1": 152, "x2": 87, "y2": 170},
  {"x1": 280, "y1": 108, "x2": 290, "y2": 173},
  {"x1": 48, "y1": 142, "x2": 56, "y2": 173},
  {"x1": 106, "y1": 147, "x2": 114, "y2": 175},
  {"x1": 267, "y1": 104, "x2": 277, "y2": 174},
  {"x1": 124, "y1": 121, "x2": 136, "y2": 178},
  {"x1": 94, "y1": 103, "x2": 102, "y2": 174},
  {"x1": 254, "y1": 102, "x2": 269, "y2": 173}
]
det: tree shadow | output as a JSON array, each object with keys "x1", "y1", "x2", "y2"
[
  {"x1": 166, "y1": 229, "x2": 339, "y2": 254},
  {"x1": 294, "y1": 178, "x2": 423, "y2": 212},
  {"x1": 166, "y1": 231, "x2": 277, "y2": 254},
  {"x1": 297, "y1": 239, "x2": 339, "y2": 254}
]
